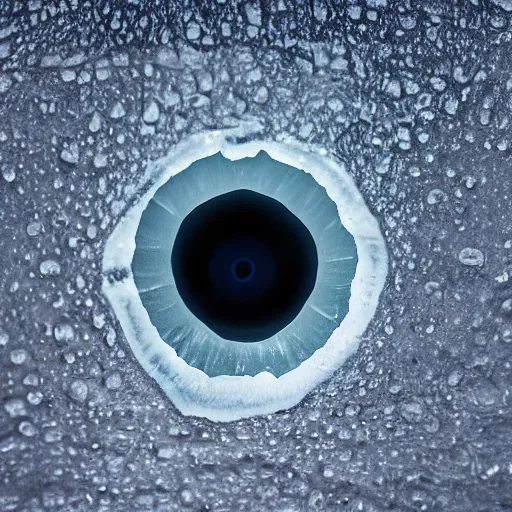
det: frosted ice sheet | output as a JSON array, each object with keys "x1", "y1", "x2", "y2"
[{"x1": 102, "y1": 127, "x2": 388, "y2": 421}]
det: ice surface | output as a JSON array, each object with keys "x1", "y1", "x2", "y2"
[{"x1": 2, "y1": 2, "x2": 511, "y2": 507}]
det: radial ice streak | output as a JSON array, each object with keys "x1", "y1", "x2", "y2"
[{"x1": 102, "y1": 129, "x2": 388, "y2": 421}]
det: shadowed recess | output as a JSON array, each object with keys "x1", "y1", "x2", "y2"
[{"x1": 171, "y1": 190, "x2": 318, "y2": 342}]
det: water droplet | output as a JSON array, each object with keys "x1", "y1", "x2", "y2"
[
  {"x1": 400, "y1": 400, "x2": 424, "y2": 423},
  {"x1": 60, "y1": 143, "x2": 80, "y2": 164},
  {"x1": 491, "y1": 0, "x2": 512, "y2": 12},
  {"x1": 472, "y1": 380, "x2": 499, "y2": 407},
  {"x1": 27, "y1": 391, "x2": 43, "y2": 406},
  {"x1": 499, "y1": 325, "x2": 512, "y2": 343},
  {"x1": 89, "y1": 111, "x2": 102, "y2": 133},
  {"x1": 156, "y1": 445, "x2": 176, "y2": 459},
  {"x1": 93, "y1": 153, "x2": 108, "y2": 168},
  {"x1": 458, "y1": 247, "x2": 484, "y2": 267},
  {"x1": 110, "y1": 102, "x2": 126, "y2": 119},
  {"x1": 383, "y1": 78, "x2": 401, "y2": 98},
  {"x1": 254, "y1": 86, "x2": 269, "y2": 104},
  {"x1": 447, "y1": 368, "x2": 464, "y2": 387},
  {"x1": 105, "y1": 326, "x2": 117, "y2": 347},
  {"x1": 0, "y1": 73, "x2": 13, "y2": 93},
  {"x1": 19, "y1": 420, "x2": 38, "y2": 437},
  {"x1": 26, "y1": 221, "x2": 42, "y2": 236},
  {"x1": 104, "y1": 371, "x2": 123, "y2": 390},
  {"x1": 308, "y1": 490, "x2": 325, "y2": 510},
  {"x1": 143, "y1": 100, "x2": 160, "y2": 124},
  {"x1": 60, "y1": 69, "x2": 76, "y2": 82},
  {"x1": 54, "y1": 323, "x2": 74, "y2": 344},
  {"x1": 186, "y1": 22, "x2": 201, "y2": 40},
  {"x1": 375, "y1": 154, "x2": 392, "y2": 175},
  {"x1": 68, "y1": 379, "x2": 88, "y2": 403},
  {"x1": 4, "y1": 398, "x2": 27, "y2": 418},
  {"x1": 39, "y1": 259, "x2": 61, "y2": 276},
  {"x1": 10, "y1": 349, "x2": 28, "y2": 365},
  {"x1": 179, "y1": 489, "x2": 194, "y2": 506},
  {"x1": 427, "y1": 189, "x2": 448, "y2": 205},
  {"x1": 501, "y1": 298, "x2": 512, "y2": 314},
  {"x1": 23, "y1": 373, "x2": 39, "y2": 386},
  {"x1": 93, "y1": 311, "x2": 106, "y2": 329},
  {"x1": 0, "y1": 42, "x2": 11, "y2": 60},
  {"x1": 2, "y1": 168, "x2": 15, "y2": 182},
  {"x1": 0, "y1": 328, "x2": 9, "y2": 346}
]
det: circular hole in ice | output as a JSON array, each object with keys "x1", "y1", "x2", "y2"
[{"x1": 102, "y1": 131, "x2": 388, "y2": 421}]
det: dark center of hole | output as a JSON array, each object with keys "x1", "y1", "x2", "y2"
[
  {"x1": 171, "y1": 189, "x2": 318, "y2": 342},
  {"x1": 232, "y1": 258, "x2": 255, "y2": 282}
]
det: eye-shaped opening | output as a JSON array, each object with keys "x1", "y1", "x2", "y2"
[{"x1": 103, "y1": 130, "x2": 388, "y2": 421}]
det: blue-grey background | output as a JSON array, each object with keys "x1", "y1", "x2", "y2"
[{"x1": 0, "y1": 1, "x2": 511, "y2": 510}]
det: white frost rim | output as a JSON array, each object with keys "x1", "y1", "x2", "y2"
[{"x1": 102, "y1": 128, "x2": 388, "y2": 422}]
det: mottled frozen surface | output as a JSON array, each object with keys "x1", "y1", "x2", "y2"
[{"x1": 1, "y1": 1, "x2": 512, "y2": 511}]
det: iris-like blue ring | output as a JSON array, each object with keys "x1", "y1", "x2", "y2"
[
  {"x1": 131, "y1": 151, "x2": 357, "y2": 377},
  {"x1": 231, "y1": 257, "x2": 256, "y2": 283}
]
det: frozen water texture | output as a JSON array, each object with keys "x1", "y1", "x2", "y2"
[
  {"x1": 0, "y1": 1, "x2": 510, "y2": 507},
  {"x1": 491, "y1": 0, "x2": 512, "y2": 11}
]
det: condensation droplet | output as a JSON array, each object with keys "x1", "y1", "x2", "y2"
[
  {"x1": 68, "y1": 380, "x2": 88, "y2": 403},
  {"x1": 39, "y1": 259, "x2": 61, "y2": 276},
  {"x1": 26, "y1": 221, "x2": 42, "y2": 236},
  {"x1": 10, "y1": 349, "x2": 27, "y2": 365},
  {"x1": 54, "y1": 323, "x2": 74, "y2": 344},
  {"x1": 427, "y1": 189, "x2": 448, "y2": 205},
  {"x1": 19, "y1": 420, "x2": 38, "y2": 437},
  {"x1": 458, "y1": 247, "x2": 484, "y2": 267},
  {"x1": 143, "y1": 100, "x2": 160, "y2": 124},
  {"x1": 2, "y1": 167, "x2": 15, "y2": 182}
]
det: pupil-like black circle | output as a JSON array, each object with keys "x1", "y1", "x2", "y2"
[
  {"x1": 232, "y1": 258, "x2": 255, "y2": 281},
  {"x1": 171, "y1": 189, "x2": 318, "y2": 342}
]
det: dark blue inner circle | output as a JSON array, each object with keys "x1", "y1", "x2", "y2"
[
  {"x1": 231, "y1": 258, "x2": 255, "y2": 282},
  {"x1": 171, "y1": 189, "x2": 318, "y2": 342},
  {"x1": 209, "y1": 237, "x2": 275, "y2": 299}
]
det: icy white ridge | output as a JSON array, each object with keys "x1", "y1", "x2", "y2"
[{"x1": 102, "y1": 127, "x2": 388, "y2": 422}]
